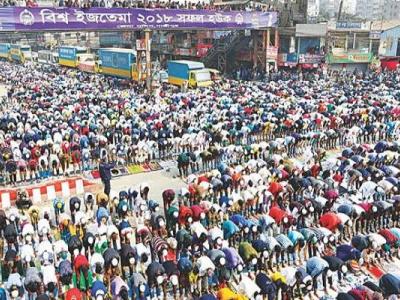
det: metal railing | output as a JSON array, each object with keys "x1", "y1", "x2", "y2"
[{"x1": 202, "y1": 31, "x2": 244, "y2": 68}]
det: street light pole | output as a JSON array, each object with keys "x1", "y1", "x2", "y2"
[{"x1": 144, "y1": 29, "x2": 152, "y2": 93}]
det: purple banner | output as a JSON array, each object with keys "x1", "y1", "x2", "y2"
[{"x1": 0, "y1": 7, "x2": 277, "y2": 31}]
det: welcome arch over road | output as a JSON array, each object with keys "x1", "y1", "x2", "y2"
[{"x1": 0, "y1": 7, "x2": 277, "y2": 32}]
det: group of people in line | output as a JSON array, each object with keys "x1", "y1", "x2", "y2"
[
  {"x1": 0, "y1": 0, "x2": 274, "y2": 12},
  {"x1": 0, "y1": 60, "x2": 400, "y2": 299},
  {"x1": 1, "y1": 61, "x2": 400, "y2": 188}
]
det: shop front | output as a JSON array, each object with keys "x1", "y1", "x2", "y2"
[
  {"x1": 278, "y1": 53, "x2": 298, "y2": 68},
  {"x1": 327, "y1": 52, "x2": 373, "y2": 71},
  {"x1": 298, "y1": 53, "x2": 324, "y2": 69},
  {"x1": 266, "y1": 46, "x2": 278, "y2": 71}
]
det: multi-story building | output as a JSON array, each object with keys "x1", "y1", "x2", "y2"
[
  {"x1": 319, "y1": 0, "x2": 341, "y2": 19},
  {"x1": 307, "y1": 0, "x2": 320, "y2": 22},
  {"x1": 326, "y1": 21, "x2": 379, "y2": 71},
  {"x1": 355, "y1": 0, "x2": 400, "y2": 20},
  {"x1": 382, "y1": 0, "x2": 400, "y2": 20},
  {"x1": 355, "y1": 0, "x2": 383, "y2": 20}
]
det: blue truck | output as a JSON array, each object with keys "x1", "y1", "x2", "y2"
[
  {"x1": 167, "y1": 60, "x2": 212, "y2": 88},
  {"x1": 9, "y1": 44, "x2": 32, "y2": 63},
  {"x1": 59, "y1": 46, "x2": 87, "y2": 68},
  {"x1": 97, "y1": 48, "x2": 143, "y2": 81},
  {"x1": 0, "y1": 43, "x2": 10, "y2": 59}
]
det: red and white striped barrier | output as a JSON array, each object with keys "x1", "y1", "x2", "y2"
[{"x1": 0, "y1": 177, "x2": 98, "y2": 209}]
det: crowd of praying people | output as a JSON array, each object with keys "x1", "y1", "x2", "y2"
[{"x1": 0, "y1": 60, "x2": 399, "y2": 299}]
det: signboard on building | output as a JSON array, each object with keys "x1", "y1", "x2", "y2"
[
  {"x1": 196, "y1": 43, "x2": 212, "y2": 57},
  {"x1": 266, "y1": 46, "x2": 278, "y2": 61},
  {"x1": 196, "y1": 31, "x2": 213, "y2": 39},
  {"x1": 278, "y1": 53, "x2": 298, "y2": 67},
  {"x1": 296, "y1": 24, "x2": 327, "y2": 37},
  {"x1": 237, "y1": 50, "x2": 252, "y2": 62},
  {"x1": 327, "y1": 52, "x2": 373, "y2": 64},
  {"x1": 307, "y1": 16, "x2": 317, "y2": 24},
  {"x1": 174, "y1": 48, "x2": 196, "y2": 56},
  {"x1": 369, "y1": 31, "x2": 381, "y2": 39},
  {"x1": 299, "y1": 54, "x2": 324, "y2": 64},
  {"x1": 213, "y1": 31, "x2": 231, "y2": 39},
  {"x1": 136, "y1": 39, "x2": 146, "y2": 51},
  {"x1": 157, "y1": 44, "x2": 173, "y2": 54},
  {"x1": 336, "y1": 22, "x2": 362, "y2": 29},
  {"x1": 379, "y1": 26, "x2": 400, "y2": 57}
]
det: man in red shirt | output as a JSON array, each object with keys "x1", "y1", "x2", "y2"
[
  {"x1": 320, "y1": 212, "x2": 342, "y2": 232},
  {"x1": 310, "y1": 163, "x2": 321, "y2": 178},
  {"x1": 64, "y1": 288, "x2": 82, "y2": 300}
]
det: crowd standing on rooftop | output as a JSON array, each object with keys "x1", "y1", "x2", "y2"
[
  {"x1": 0, "y1": 0, "x2": 275, "y2": 11},
  {"x1": 0, "y1": 59, "x2": 400, "y2": 300}
]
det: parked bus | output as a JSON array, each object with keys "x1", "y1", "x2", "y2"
[{"x1": 58, "y1": 46, "x2": 87, "y2": 68}]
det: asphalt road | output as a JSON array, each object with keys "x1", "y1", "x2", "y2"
[{"x1": 108, "y1": 167, "x2": 186, "y2": 205}]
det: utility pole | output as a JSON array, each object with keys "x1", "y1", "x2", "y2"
[
  {"x1": 266, "y1": 28, "x2": 270, "y2": 74},
  {"x1": 337, "y1": 0, "x2": 344, "y2": 21},
  {"x1": 144, "y1": 29, "x2": 152, "y2": 93}
]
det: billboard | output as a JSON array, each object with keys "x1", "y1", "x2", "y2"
[
  {"x1": 196, "y1": 43, "x2": 212, "y2": 57},
  {"x1": 379, "y1": 26, "x2": 400, "y2": 57},
  {"x1": 0, "y1": 7, "x2": 278, "y2": 31},
  {"x1": 99, "y1": 31, "x2": 132, "y2": 46},
  {"x1": 336, "y1": 22, "x2": 362, "y2": 29},
  {"x1": 299, "y1": 53, "x2": 324, "y2": 64},
  {"x1": 278, "y1": 53, "x2": 298, "y2": 67},
  {"x1": 59, "y1": 46, "x2": 76, "y2": 60},
  {"x1": 327, "y1": 52, "x2": 373, "y2": 64},
  {"x1": 266, "y1": 46, "x2": 278, "y2": 61}
]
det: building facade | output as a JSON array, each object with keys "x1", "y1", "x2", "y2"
[{"x1": 356, "y1": 0, "x2": 400, "y2": 20}]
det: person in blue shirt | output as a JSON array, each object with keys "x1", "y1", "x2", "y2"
[
  {"x1": 99, "y1": 157, "x2": 115, "y2": 197},
  {"x1": 306, "y1": 256, "x2": 329, "y2": 296}
]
